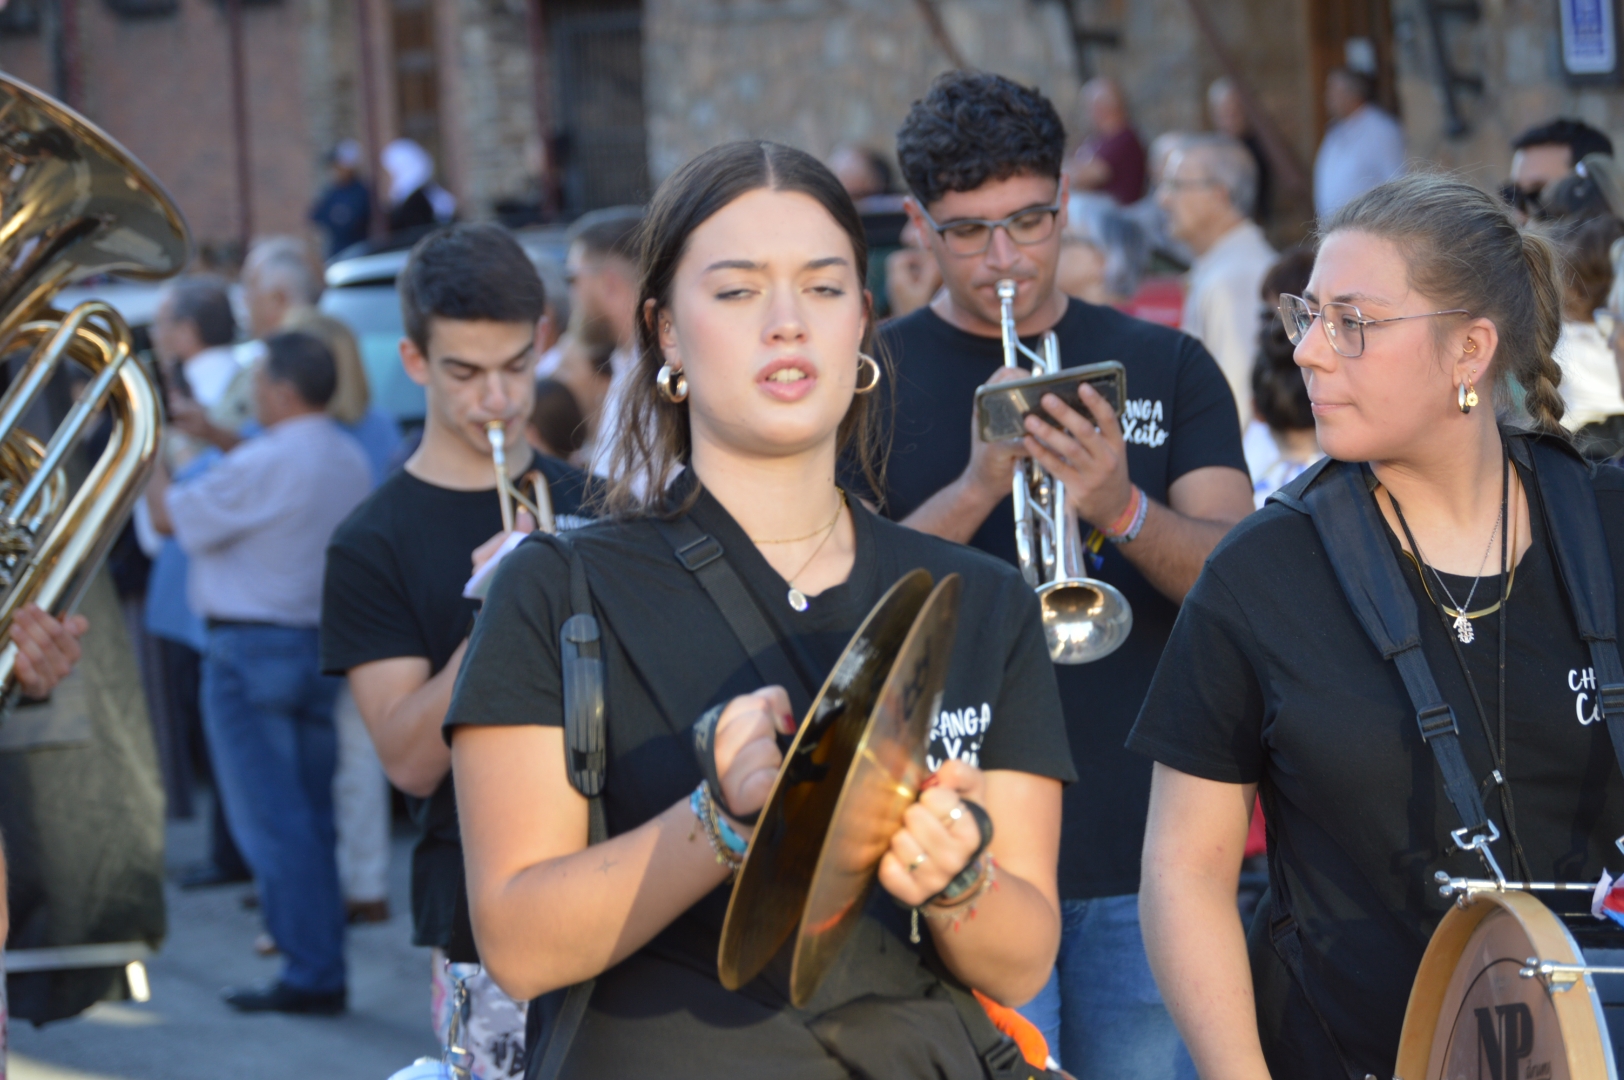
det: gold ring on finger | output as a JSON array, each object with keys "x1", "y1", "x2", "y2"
[
  {"x1": 908, "y1": 851, "x2": 928, "y2": 872},
  {"x1": 943, "y1": 804, "x2": 964, "y2": 827}
]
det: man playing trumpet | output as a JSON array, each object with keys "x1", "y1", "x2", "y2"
[
  {"x1": 875, "y1": 70, "x2": 1254, "y2": 1078},
  {"x1": 320, "y1": 224, "x2": 588, "y2": 1075}
]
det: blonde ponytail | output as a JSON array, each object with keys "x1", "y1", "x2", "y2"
[{"x1": 1517, "y1": 229, "x2": 1567, "y2": 436}]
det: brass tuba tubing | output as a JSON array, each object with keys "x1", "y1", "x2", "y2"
[
  {"x1": 6, "y1": 307, "x2": 131, "y2": 524},
  {"x1": 0, "y1": 74, "x2": 190, "y2": 698}
]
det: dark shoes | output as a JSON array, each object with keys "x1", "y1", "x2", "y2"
[
  {"x1": 346, "y1": 899, "x2": 390, "y2": 925},
  {"x1": 176, "y1": 861, "x2": 252, "y2": 890},
  {"x1": 222, "y1": 981, "x2": 346, "y2": 1016}
]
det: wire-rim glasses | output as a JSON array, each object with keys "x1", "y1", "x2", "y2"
[
  {"x1": 917, "y1": 203, "x2": 1063, "y2": 257},
  {"x1": 1277, "y1": 293, "x2": 1472, "y2": 359}
]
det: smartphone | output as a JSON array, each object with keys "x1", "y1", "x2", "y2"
[{"x1": 975, "y1": 361, "x2": 1126, "y2": 442}]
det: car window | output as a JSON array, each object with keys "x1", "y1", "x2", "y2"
[{"x1": 319, "y1": 285, "x2": 426, "y2": 421}]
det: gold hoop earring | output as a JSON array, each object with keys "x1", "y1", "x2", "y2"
[
  {"x1": 656, "y1": 363, "x2": 688, "y2": 404},
  {"x1": 854, "y1": 352, "x2": 881, "y2": 395}
]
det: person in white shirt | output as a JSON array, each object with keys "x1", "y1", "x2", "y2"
[
  {"x1": 564, "y1": 206, "x2": 644, "y2": 477},
  {"x1": 1312, "y1": 68, "x2": 1404, "y2": 219},
  {"x1": 1555, "y1": 214, "x2": 1624, "y2": 458},
  {"x1": 147, "y1": 331, "x2": 372, "y2": 1016},
  {"x1": 1159, "y1": 134, "x2": 1277, "y2": 430}
]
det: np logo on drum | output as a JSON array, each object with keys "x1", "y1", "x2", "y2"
[{"x1": 1473, "y1": 1003, "x2": 1540, "y2": 1080}]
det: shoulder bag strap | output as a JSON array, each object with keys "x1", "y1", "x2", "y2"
[
  {"x1": 1524, "y1": 439, "x2": 1624, "y2": 786},
  {"x1": 527, "y1": 538, "x2": 607, "y2": 1080},
  {"x1": 652, "y1": 516, "x2": 813, "y2": 715},
  {"x1": 1295, "y1": 460, "x2": 1493, "y2": 845}
]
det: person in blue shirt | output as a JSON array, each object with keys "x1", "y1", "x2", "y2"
[{"x1": 310, "y1": 140, "x2": 372, "y2": 259}]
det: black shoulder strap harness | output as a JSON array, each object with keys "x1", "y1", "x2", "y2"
[
  {"x1": 1262, "y1": 437, "x2": 1624, "y2": 1079},
  {"x1": 526, "y1": 522, "x2": 1043, "y2": 1080}
]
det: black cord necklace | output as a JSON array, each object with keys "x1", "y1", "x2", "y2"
[{"x1": 1387, "y1": 443, "x2": 1532, "y2": 881}]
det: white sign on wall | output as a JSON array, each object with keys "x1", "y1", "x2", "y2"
[{"x1": 1563, "y1": 0, "x2": 1619, "y2": 77}]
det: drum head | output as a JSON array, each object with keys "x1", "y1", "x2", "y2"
[{"x1": 1395, "y1": 890, "x2": 1617, "y2": 1080}]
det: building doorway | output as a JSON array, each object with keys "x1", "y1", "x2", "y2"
[
  {"x1": 548, "y1": 0, "x2": 648, "y2": 216},
  {"x1": 390, "y1": 0, "x2": 442, "y2": 167},
  {"x1": 1305, "y1": 0, "x2": 1398, "y2": 137}
]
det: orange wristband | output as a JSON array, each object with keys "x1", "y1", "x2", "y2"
[{"x1": 1103, "y1": 485, "x2": 1142, "y2": 539}]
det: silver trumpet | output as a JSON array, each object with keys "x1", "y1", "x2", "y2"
[{"x1": 995, "y1": 279, "x2": 1131, "y2": 663}]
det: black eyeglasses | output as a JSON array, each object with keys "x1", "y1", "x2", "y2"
[
  {"x1": 1277, "y1": 293, "x2": 1471, "y2": 358},
  {"x1": 917, "y1": 203, "x2": 1063, "y2": 257}
]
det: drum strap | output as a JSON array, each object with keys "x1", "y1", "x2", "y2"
[{"x1": 525, "y1": 538, "x2": 607, "y2": 1080}]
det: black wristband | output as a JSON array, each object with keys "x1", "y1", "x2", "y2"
[
  {"x1": 690, "y1": 703, "x2": 762, "y2": 826},
  {"x1": 925, "y1": 799, "x2": 993, "y2": 906}
]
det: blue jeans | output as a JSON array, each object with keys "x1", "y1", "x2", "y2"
[
  {"x1": 202, "y1": 623, "x2": 346, "y2": 994},
  {"x1": 1017, "y1": 894, "x2": 1195, "y2": 1079}
]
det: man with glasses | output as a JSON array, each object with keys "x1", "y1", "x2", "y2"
[{"x1": 878, "y1": 70, "x2": 1254, "y2": 1080}]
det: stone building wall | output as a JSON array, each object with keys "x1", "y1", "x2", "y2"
[{"x1": 641, "y1": 0, "x2": 1084, "y2": 185}]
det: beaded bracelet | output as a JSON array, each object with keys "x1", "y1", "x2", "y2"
[
  {"x1": 689, "y1": 782, "x2": 746, "y2": 874},
  {"x1": 909, "y1": 854, "x2": 999, "y2": 943}
]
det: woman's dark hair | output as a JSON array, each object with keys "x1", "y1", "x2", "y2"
[
  {"x1": 1560, "y1": 213, "x2": 1624, "y2": 316},
  {"x1": 599, "y1": 140, "x2": 885, "y2": 517},
  {"x1": 1252, "y1": 247, "x2": 1316, "y2": 434},
  {"x1": 399, "y1": 223, "x2": 547, "y2": 353},
  {"x1": 529, "y1": 377, "x2": 587, "y2": 458},
  {"x1": 1323, "y1": 172, "x2": 1569, "y2": 437},
  {"x1": 263, "y1": 330, "x2": 338, "y2": 408},
  {"x1": 896, "y1": 71, "x2": 1066, "y2": 207}
]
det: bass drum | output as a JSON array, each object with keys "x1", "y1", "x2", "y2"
[{"x1": 1395, "y1": 889, "x2": 1620, "y2": 1080}]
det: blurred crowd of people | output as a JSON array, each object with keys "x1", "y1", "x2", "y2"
[{"x1": 12, "y1": 53, "x2": 1624, "y2": 1080}]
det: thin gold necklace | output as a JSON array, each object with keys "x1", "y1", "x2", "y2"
[
  {"x1": 760, "y1": 491, "x2": 846, "y2": 612},
  {"x1": 1395, "y1": 480, "x2": 1520, "y2": 623},
  {"x1": 749, "y1": 491, "x2": 846, "y2": 544}
]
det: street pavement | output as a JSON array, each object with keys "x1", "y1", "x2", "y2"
[{"x1": 9, "y1": 801, "x2": 439, "y2": 1080}]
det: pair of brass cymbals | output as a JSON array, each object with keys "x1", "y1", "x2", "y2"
[{"x1": 717, "y1": 569, "x2": 963, "y2": 1007}]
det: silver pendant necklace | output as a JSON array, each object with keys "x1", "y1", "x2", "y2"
[
  {"x1": 753, "y1": 492, "x2": 846, "y2": 612},
  {"x1": 1419, "y1": 504, "x2": 1503, "y2": 644}
]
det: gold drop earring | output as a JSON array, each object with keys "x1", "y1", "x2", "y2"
[{"x1": 1458, "y1": 341, "x2": 1478, "y2": 414}]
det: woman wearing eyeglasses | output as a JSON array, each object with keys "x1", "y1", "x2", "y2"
[{"x1": 1129, "y1": 172, "x2": 1624, "y2": 1080}]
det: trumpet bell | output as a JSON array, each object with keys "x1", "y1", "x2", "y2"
[{"x1": 1037, "y1": 576, "x2": 1132, "y2": 664}]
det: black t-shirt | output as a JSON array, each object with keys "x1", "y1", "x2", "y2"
[
  {"x1": 320, "y1": 453, "x2": 588, "y2": 958},
  {"x1": 443, "y1": 486, "x2": 1074, "y2": 1076},
  {"x1": 1126, "y1": 452, "x2": 1624, "y2": 1078},
  {"x1": 876, "y1": 300, "x2": 1247, "y2": 899}
]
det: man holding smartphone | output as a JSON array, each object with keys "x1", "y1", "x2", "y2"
[{"x1": 877, "y1": 71, "x2": 1253, "y2": 1079}]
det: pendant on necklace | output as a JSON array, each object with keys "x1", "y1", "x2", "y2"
[
  {"x1": 788, "y1": 588, "x2": 809, "y2": 612},
  {"x1": 1453, "y1": 613, "x2": 1475, "y2": 644}
]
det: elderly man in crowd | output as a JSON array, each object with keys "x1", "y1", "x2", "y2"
[
  {"x1": 147, "y1": 332, "x2": 372, "y2": 1015},
  {"x1": 1312, "y1": 68, "x2": 1404, "y2": 218},
  {"x1": 1159, "y1": 134, "x2": 1276, "y2": 433}
]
